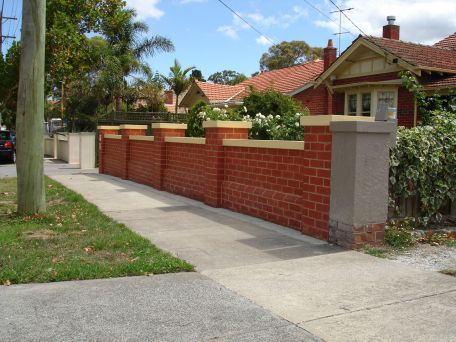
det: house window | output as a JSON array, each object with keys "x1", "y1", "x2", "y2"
[
  {"x1": 347, "y1": 94, "x2": 357, "y2": 115},
  {"x1": 344, "y1": 89, "x2": 397, "y2": 117},
  {"x1": 361, "y1": 93, "x2": 371, "y2": 116},
  {"x1": 377, "y1": 91, "x2": 395, "y2": 112}
]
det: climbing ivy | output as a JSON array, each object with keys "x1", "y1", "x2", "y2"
[{"x1": 389, "y1": 111, "x2": 456, "y2": 224}]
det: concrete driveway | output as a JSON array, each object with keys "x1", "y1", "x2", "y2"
[{"x1": 2, "y1": 160, "x2": 456, "y2": 341}]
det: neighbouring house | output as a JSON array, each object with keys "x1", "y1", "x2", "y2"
[
  {"x1": 163, "y1": 89, "x2": 188, "y2": 113},
  {"x1": 181, "y1": 16, "x2": 456, "y2": 127},
  {"x1": 314, "y1": 16, "x2": 456, "y2": 127},
  {"x1": 179, "y1": 61, "x2": 325, "y2": 111}
]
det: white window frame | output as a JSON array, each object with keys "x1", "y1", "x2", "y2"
[{"x1": 344, "y1": 88, "x2": 398, "y2": 117}]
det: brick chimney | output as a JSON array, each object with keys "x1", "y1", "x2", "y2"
[
  {"x1": 383, "y1": 16, "x2": 400, "y2": 40},
  {"x1": 164, "y1": 90, "x2": 174, "y2": 105},
  {"x1": 323, "y1": 39, "x2": 337, "y2": 70}
]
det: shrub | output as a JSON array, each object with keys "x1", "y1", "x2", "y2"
[
  {"x1": 242, "y1": 112, "x2": 306, "y2": 140},
  {"x1": 389, "y1": 111, "x2": 456, "y2": 224},
  {"x1": 186, "y1": 101, "x2": 242, "y2": 137},
  {"x1": 384, "y1": 219, "x2": 415, "y2": 248}
]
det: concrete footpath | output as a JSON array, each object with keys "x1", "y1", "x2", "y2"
[{"x1": 2, "y1": 160, "x2": 456, "y2": 341}]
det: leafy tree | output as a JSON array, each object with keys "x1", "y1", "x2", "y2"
[
  {"x1": 100, "y1": 9, "x2": 174, "y2": 111},
  {"x1": 161, "y1": 59, "x2": 195, "y2": 114},
  {"x1": 190, "y1": 69, "x2": 205, "y2": 82},
  {"x1": 0, "y1": 42, "x2": 21, "y2": 128},
  {"x1": 259, "y1": 41, "x2": 323, "y2": 71},
  {"x1": 208, "y1": 70, "x2": 247, "y2": 85}
]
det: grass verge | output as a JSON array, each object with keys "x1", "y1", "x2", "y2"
[
  {"x1": 439, "y1": 269, "x2": 456, "y2": 277},
  {"x1": 0, "y1": 177, "x2": 193, "y2": 285}
]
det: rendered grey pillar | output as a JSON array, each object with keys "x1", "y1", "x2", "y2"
[
  {"x1": 328, "y1": 121, "x2": 395, "y2": 248},
  {"x1": 79, "y1": 133, "x2": 96, "y2": 169}
]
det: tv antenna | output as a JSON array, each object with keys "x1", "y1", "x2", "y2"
[{"x1": 331, "y1": 7, "x2": 353, "y2": 56}]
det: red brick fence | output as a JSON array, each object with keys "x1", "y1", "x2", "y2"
[{"x1": 98, "y1": 116, "x2": 394, "y2": 248}]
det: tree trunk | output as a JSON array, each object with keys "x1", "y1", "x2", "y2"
[
  {"x1": 174, "y1": 93, "x2": 178, "y2": 114},
  {"x1": 15, "y1": 0, "x2": 46, "y2": 214}
]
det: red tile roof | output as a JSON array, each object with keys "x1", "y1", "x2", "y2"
[
  {"x1": 190, "y1": 60, "x2": 324, "y2": 104},
  {"x1": 365, "y1": 36, "x2": 456, "y2": 71},
  {"x1": 433, "y1": 33, "x2": 456, "y2": 50},
  {"x1": 195, "y1": 80, "x2": 245, "y2": 103},
  {"x1": 240, "y1": 60, "x2": 324, "y2": 95},
  {"x1": 420, "y1": 74, "x2": 456, "y2": 89}
]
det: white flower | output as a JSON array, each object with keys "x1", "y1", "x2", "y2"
[
  {"x1": 267, "y1": 114, "x2": 273, "y2": 119},
  {"x1": 206, "y1": 118, "x2": 211, "y2": 121},
  {"x1": 197, "y1": 111, "x2": 206, "y2": 119},
  {"x1": 213, "y1": 107, "x2": 221, "y2": 112},
  {"x1": 295, "y1": 122, "x2": 300, "y2": 127},
  {"x1": 224, "y1": 104, "x2": 228, "y2": 108},
  {"x1": 275, "y1": 115, "x2": 280, "y2": 119},
  {"x1": 243, "y1": 106, "x2": 247, "y2": 113}
]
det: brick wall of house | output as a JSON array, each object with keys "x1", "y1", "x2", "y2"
[
  {"x1": 99, "y1": 124, "x2": 333, "y2": 241},
  {"x1": 397, "y1": 87, "x2": 416, "y2": 127},
  {"x1": 293, "y1": 86, "x2": 329, "y2": 115}
]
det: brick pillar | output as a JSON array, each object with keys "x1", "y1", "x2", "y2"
[
  {"x1": 150, "y1": 123, "x2": 187, "y2": 190},
  {"x1": 300, "y1": 117, "x2": 333, "y2": 240},
  {"x1": 97, "y1": 126, "x2": 120, "y2": 174},
  {"x1": 203, "y1": 121, "x2": 251, "y2": 207},
  {"x1": 328, "y1": 120, "x2": 395, "y2": 248},
  {"x1": 119, "y1": 125, "x2": 147, "y2": 180}
]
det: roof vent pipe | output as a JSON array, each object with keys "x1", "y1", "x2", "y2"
[{"x1": 387, "y1": 16, "x2": 396, "y2": 25}]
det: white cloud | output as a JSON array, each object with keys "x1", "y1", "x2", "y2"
[
  {"x1": 216, "y1": 6, "x2": 309, "y2": 44},
  {"x1": 180, "y1": 0, "x2": 207, "y2": 4},
  {"x1": 315, "y1": 0, "x2": 456, "y2": 44},
  {"x1": 217, "y1": 25, "x2": 239, "y2": 39},
  {"x1": 126, "y1": 0, "x2": 164, "y2": 20},
  {"x1": 256, "y1": 36, "x2": 273, "y2": 46}
]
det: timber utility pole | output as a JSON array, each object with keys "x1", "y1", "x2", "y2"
[
  {"x1": 0, "y1": 0, "x2": 17, "y2": 55},
  {"x1": 16, "y1": 0, "x2": 46, "y2": 214}
]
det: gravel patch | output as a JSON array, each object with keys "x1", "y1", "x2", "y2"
[{"x1": 389, "y1": 244, "x2": 456, "y2": 271}]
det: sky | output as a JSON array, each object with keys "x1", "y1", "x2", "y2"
[{"x1": 2, "y1": 0, "x2": 456, "y2": 78}]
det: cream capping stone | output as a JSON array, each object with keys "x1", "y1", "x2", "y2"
[
  {"x1": 203, "y1": 121, "x2": 252, "y2": 129},
  {"x1": 119, "y1": 124, "x2": 148, "y2": 130},
  {"x1": 223, "y1": 139, "x2": 304, "y2": 150},
  {"x1": 97, "y1": 126, "x2": 120, "y2": 130},
  {"x1": 129, "y1": 135, "x2": 155, "y2": 141},
  {"x1": 300, "y1": 115, "x2": 375, "y2": 127},
  {"x1": 104, "y1": 134, "x2": 122, "y2": 140},
  {"x1": 151, "y1": 123, "x2": 187, "y2": 129},
  {"x1": 165, "y1": 137, "x2": 206, "y2": 144}
]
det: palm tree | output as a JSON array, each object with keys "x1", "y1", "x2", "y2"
[
  {"x1": 104, "y1": 9, "x2": 174, "y2": 111},
  {"x1": 161, "y1": 59, "x2": 195, "y2": 114}
]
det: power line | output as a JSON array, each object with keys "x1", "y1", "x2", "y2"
[
  {"x1": 327, "y1": 0, "x2": 367, "y2": 36},
  {"x1": 301, "y1": 0, "x2": 355, "y2": 37},
  {"x1": 0, "y1": 0, "x2": 17, "y2": 55},
  {"x1": 215, "y1": 0, "x2": 276, "y2": 45}
]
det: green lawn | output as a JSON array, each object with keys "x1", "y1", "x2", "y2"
[{"x1": 0, "y1": 177, "x2": 193, "y2": 285}]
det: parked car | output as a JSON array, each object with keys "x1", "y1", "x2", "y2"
[{"x1": 0, "y1": 130, "x2": 16, "y2": 163}]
